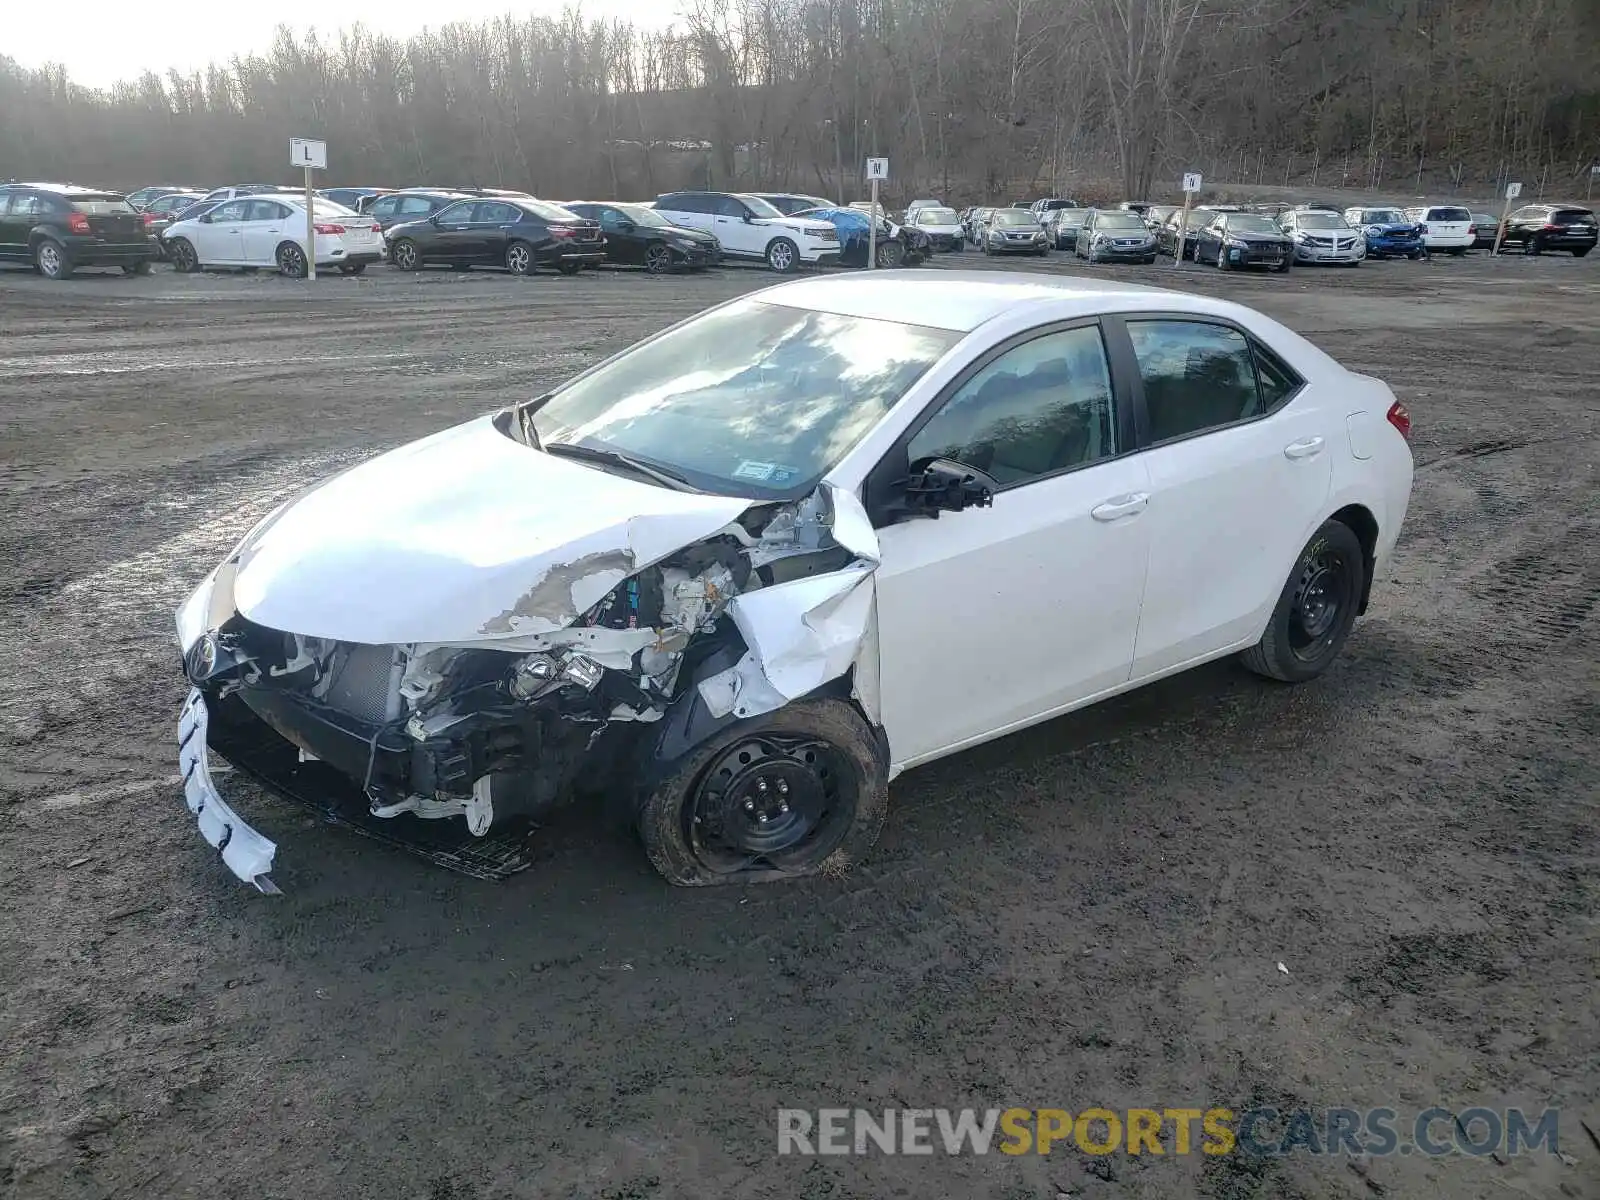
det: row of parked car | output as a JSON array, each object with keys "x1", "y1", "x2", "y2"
[
  {"x1": 948, "y1": 197, "x2": 1597, "y2": 268},
  {"x1": 3, "y1": 179, "x2": 1594, "y2": 280}
]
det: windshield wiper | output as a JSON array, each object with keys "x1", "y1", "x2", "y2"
[{"x1": 542, "y1": 442, "x2": 700, "y2": 492}]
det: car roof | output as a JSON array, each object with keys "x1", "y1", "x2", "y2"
[
  {"x1": 1, "y1": 181, "x2": 124, "y2": 196},
  {"x1": 754, "y1": 271, "x2": 1226, "y2": 333}
]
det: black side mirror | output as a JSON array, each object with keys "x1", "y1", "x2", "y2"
[
  {"x1": 898, "y1": 458, "x2": 997, "y2": 520},
  {"x1": 616, "y1": 219, "x2": 635, "y2": 231}
]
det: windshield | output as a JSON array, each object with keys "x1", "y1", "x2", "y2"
[
  {"x1": 916, "y1": 208, "x2": 959, "y2": 223},
  {"x1": 1362, "y1": 210, "x2": 1407, "y2": 224},
  {"x1": 739, "y1": 195, "x2": 786, "y2": 220},
  {"x1": 1225, "y1": 215, "x2": 1280, "y2": 233},
  {"x1": 1097, "y1": 213, "x2": 1146, "y2": 229},
  {"x1": 992, "y1": 210, "x2": 1036, "y2": 227},
  {"x1": 1295, "y1": 213, "x2": 1348, "y2": 230},
  {"x1": 526, "y1": 299, "x2": 960, "y2": 498},
  {"x1": 618, "y1": 204, "x2": 672, "y2": 228}
]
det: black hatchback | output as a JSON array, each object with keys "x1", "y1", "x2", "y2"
[
  {"x1": 0, "y1": 183, "x2": 158, "y2": 278},
  {"x1": 385, "y1": 197, "x2": 604, "y2": 274},
  {"x1": 1499, "y1": 205, "x2": 1596, "y2": 257}
]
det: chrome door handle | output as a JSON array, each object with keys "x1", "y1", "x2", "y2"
[
  {"x1": 1091, "y1": 492, "x2": 1150, "y2": 521},
  {"x1": 1284, "y1": 436, "x2": 1325, "y2": 460}
]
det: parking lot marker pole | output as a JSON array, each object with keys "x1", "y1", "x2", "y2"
[
  {"x1": 1492, "y1": 181, "x2": 1520, "y2": 256},
  {"x1": 1176, "y1": 172, "x2": 1201, "y2": 268},
  {"x1": 304, "y1": 164, "x2": 316, "y2": 281}
]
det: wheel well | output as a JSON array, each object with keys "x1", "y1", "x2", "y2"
[{"x1": 1328, "y1": 503, "x2": 1379, "y2": 613}]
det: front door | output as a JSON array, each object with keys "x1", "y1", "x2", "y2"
[
  {"x1": 197, "y1": 199, "x2": 249, "y2": 264},
  {"x1": 1111, "y1": 316, "x2": 1333, "y2": 679},
  {"x1": 870, "y1": 322, "x2": 1152, "y2": 768},
  {"x1": 429, "y1": 201, "x2": 480, "y2": 262},
  {"x1": 711, "y1": 195, "x2": 760, "y2": 256}
]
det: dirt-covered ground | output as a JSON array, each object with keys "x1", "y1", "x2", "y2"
[{"x1": 1, "y1": 250, "x2": 1596, "y2": 1200}]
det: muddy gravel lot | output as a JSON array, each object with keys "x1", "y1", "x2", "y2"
[{"x1": 1, "y1": 251, "x2": 1596, "y2": 1200}]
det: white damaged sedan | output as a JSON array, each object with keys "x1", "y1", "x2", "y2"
[{"x1": 175, "y1": 272, "x2": 1413, "y2": 891}]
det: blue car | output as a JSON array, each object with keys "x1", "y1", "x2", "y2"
[
  {"x1": 791, "y1": 207, "x2": 928, "y2": 267},
  {"x1": 1344, "y1": 207, "x2": 1427, "y2": 259}
]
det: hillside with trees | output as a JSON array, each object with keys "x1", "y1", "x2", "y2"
[{"x1": 2, "y1": 0, "x2": 1596, "y2": 203}]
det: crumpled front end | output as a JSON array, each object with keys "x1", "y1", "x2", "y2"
[{"x1": 173, "y1": 483, "x2": 883, "y2": 890}]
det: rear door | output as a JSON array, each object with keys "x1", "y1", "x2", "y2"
[
  {"x1": 1112, "y1": 316, "x2": 1332, "y2": 679},
  {"x1": 239, "y1": 199, "x2": 292, "y2": 264},
  {"x1": 472, "y1": 201, "x2": 523, "y2": 263},
  {"x1": 654, "y1": 194, "x2": 710, "y2": 235}
]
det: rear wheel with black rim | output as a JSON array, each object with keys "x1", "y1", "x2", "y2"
[
  {"x1": 1241, "y1": 520, "x2": 1365, "y2": 683},
  {"x1": 1524, "y1": 235, "x2": 1543, "y2": 256},
  {"x1": 637, "y1": 698, "x2": 888, "y2": 886},
  {"x1": 557, "y1": 262, "x2": 583, "y2": 275},
  {"x1": 275, "y1": 242, "x2": 308, "y2": 278},
  {"x1": 389, "y1": 238, "x2": 421, "y2": 271},
  {"x1": 875, "y1": 239, "x2": 905, "y2": 268},
  {"x1": 167, "y1": 238, "x2": 198, "y2": 273},
  {"x1": 505, "y1": 240, "x2": 533, "y2": 275}
]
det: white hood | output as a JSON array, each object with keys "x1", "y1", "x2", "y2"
[{"x1": 230, "y1": 415, "x2": 752, "y2": 645}]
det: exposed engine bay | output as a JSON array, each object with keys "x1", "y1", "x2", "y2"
[{"x1": 183, "y1": 482, "x2": 882, "y2": 863}]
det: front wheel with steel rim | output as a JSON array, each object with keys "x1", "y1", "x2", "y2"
[
  {"x1": 275, "y1": 242, "x2": 308, "y2": 278},
  {"x1": 644, "y1": 242, "x2": 675, "y2": 273},
  {"x1": 765, "y1": 237, "x2": 799, "y2": 273},
  {"x1": 390, "y1": 238, "x2": 421, "y2": 271},
  {"x1": 637, "y1": 698, "x2": 888, "y2": 886},
  {"x1": 1241, "y1": 519, "x2": 1366, "y2": 683},
  {"x1": 505, "y1": 240, "x2": 533, "y2": 275},
  {"x1": 34, "y1": 239, "x2": 72, "y2": 280}
]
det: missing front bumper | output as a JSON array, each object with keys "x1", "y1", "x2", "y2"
[{"x1": 176, "y1": 689, "x2": 539, "y2": 889}]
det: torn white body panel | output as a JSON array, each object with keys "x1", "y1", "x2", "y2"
[
  {"x1": 230, "y1": 416, "x2": 750, "y2": 646},
  {"x1": 179, "y1": 689, "x2": 279, "y2": 893}
]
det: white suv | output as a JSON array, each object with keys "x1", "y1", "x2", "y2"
[
  {"x1": 651, "y1": 192, "x2": 839, "y2": 272},
  {"x1": 1404, "y1": 204, "x2": 1474, "y2": 254}
]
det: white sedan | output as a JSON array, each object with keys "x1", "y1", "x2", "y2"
[
  {"x1": 173, "y1": 273, "x2": 1413, "y2": 892},
  {"x1": 162, "y1": 196, "x2": 384, "y2": 277}
]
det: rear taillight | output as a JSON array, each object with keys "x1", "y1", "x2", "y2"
[
  {"x1": 312, "y1": 222, "x2": 345, "y2": 234},
  {"x1": 67, "y1": 212, "x2": 91, "y2": 234},
  {"x1": 1542, "y1": 223, "x2": 1562, "y2": 231},
  {"x1": 550, "y1": 226, "x2": 575, "y2": 238},
  {"x1": 1418, "y1": 224, "x2": 1428, "y2": 235},
  {"x1": 142, "y1": 212, "x2": 159, "y2": 226},
  {"x1": 1386, "y1": 400, "x2": 1412, "y2": 440}
]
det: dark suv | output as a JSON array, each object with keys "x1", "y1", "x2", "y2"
[
  {"x1": 0, "y1": 183, "x2": 158, "y2": 278},
  {"x1": 1498, "y1": 205, "x2": 1596, "y2": 257}
]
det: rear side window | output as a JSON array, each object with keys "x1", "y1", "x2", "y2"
[
  {"x1": 659, "y1": 194, "x2": 706, "y2": 214},
  {"x1": 1427, "y1": 207, "x2": 1470, "y2": 221},
  {"x1": 397, "y1": 195, "x2": 437, "y2": 216},
  {"x1": 1127, "y1": 320, "x2": 1281, "y2": 443},
  {"x1": 5, "y1": 193, "x2": 44, "y2": 217},
  {"x1": 479, "y1": 202, "x2": 521, "y2": 222}
]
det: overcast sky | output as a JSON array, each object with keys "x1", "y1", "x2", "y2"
[{"x1": 9, "y1": 0, "x2": 675, "y2": 90}]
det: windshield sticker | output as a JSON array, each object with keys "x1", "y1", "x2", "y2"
[{"x1": 734, "y1": 460, "x2": 777, "y2": 482}]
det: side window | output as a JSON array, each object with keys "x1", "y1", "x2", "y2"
[
  {"x1": 1127, "y1": 320, "x2": 1265, "y2": 443},
  {"x1": 246, "y1": 201, "x2": 287, "y2": 221},
  {"x1": 661, "y1": 194, "x2": 701, "y2": 214},
  {"x1": 6, "y1": 194, "x2": 43, "y2": 217},
  {"x1": 434, "y1": 201, "x2": 473, "y2": 222},
  {"x1": 1251, "y1": 341, "x2": 1302, "y2": 409},
  {"x1": 906, "y1": 325, "x2": 1117, "y2": 487},
  {"x1": 212, "y1": 201, "x2": 249, "y2": 222},
  {"x1": 396, "y1": 195, "x2": 435, "y2": 216},
  {"x1": 714, "y1": 195, "x2": 749, "y2": 219},
  {"x1": 482, "y1": 203, "x2": 519, "y2": 223},
  {"x1": 596, "y1": 207, "x2": 626, "y2": 229},
  {"x1": 1509, "y1": 207, "x2": 1537, "y2": 222},
  {"x1": 369, "y1": 196, "x2": 397, "y2": 217}
]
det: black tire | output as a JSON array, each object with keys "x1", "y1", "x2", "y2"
[
  {"x1": 389, "y1": 238, "x2": 421, "y2": 271},
  {"x1": 1574, "y1": 247, "x2": 1591, "y2": 258},
  {"x1": 875, "y1": 239, "x2": 905, "y2": 268},
  {"x1": 1036, "y1": 246, "x2": 1048, "y2": 256},
  {"x1": 557, "y1": 262, "x2": 583, "y2": 275},
  {"x1": 765, "y1": 237, "x2": 800, "y2": 273},
  {"x1": 1448, "y1": 247, "x2": 1466, "y2": 256},
  {"x1": 643, "y1": 241, "x2": 675, "y2": 274},
  {"x1": 1141, "y1": 255, "x2": 1156, "y2": 265},
  {"x1": 122, "y1": 260, "x2": 151, "y2": 276},
  {"x1": 637, "y1": 698, "x2": 888, "y2": 887},
  {"x1": 1275, "y1": 258, "x2": 1293, "y2": 274},
  {"x1": 1216, "y1": 245, "x2": 1231, "y2": 270},
  {"x1": 1241, "y1": 520, "x2": 1365, "y2": 683},
  {"x1": 505, "y1": 240, "x2": 534, "y2": 275},
  {"x1": 34, "y1": 238, "x2": 72, "y2": 280},
  {"x1": 338, "y1": 262, "x2": 366, "y2": 276},
  {"x1": 275, "y1": 242, "x2": 309, "y2": 278}
]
